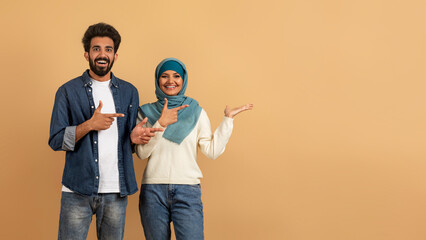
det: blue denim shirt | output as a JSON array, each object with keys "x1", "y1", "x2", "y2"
[{"x1": 49, "y1": 70, "x2": 139, "y2": 196}]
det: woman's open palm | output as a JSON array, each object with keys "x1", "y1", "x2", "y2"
[{"x1": 224, "y1": 104, "x2": 253, "y2": 118}]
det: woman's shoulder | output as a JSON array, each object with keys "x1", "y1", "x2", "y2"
[
  {"x1": 199, "y1": 107, "x2": 207, "y2": 117},
  {"x1": 196, "y1": 108, "x2": 211, "y2": 126}
]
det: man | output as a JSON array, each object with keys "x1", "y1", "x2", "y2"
[{"x1": 48, "y1": 22, "x2": 161, "y2": 240}]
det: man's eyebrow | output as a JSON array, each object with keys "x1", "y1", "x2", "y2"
[{"x1": 91, "y1": 45, "x2": 114, "y2": 49}]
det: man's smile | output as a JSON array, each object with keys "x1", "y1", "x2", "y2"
[{"x1": 95, "y1": 58, "x2": 109, "y2": 67}]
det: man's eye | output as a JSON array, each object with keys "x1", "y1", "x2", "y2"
[
  {"x1": 106, "y1": 49, "x2": 113, "y2": 52},
  {"x1": 93, "y1": 47, "x2": 99, "y2": 51}
]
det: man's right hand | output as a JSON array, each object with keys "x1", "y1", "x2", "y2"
[
  {"x1": 89, "y1": 100, "x2": 124, "y2": 131},
  {"x1": 75, "y1": 100, "x2": 124, "y2": 143}
]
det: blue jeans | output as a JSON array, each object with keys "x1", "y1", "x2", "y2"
[
  {"x1": 58, "y1": 192, "x2": 128, "y2": 240},
  {"x1": 139, "y1": 184, "x2": 204, "y2": 240}
]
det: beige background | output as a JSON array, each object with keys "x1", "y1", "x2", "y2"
[{"x1": 1, "y1": 0, "x2": 426, "y2": 239}]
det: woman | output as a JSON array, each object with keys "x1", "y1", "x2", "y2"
[{"x1": 134, "y1": 58, "x2": 253, "y2": 240}]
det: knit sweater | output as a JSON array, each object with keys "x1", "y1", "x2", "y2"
[{"x1": 135, "y1": 109, "x2": 233, "y2": 184}]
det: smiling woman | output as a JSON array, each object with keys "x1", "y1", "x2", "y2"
[{"x1": 131, "y1": 57, "x2": 253, "y2": 240}]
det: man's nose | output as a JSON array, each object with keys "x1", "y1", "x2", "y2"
[{"x1": 99, "y1": 49, "x2": 108, "y2": 57}]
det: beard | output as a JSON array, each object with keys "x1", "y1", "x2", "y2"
[{"x1": 89, "y1": 55, "x2": 115, "y2": 77}]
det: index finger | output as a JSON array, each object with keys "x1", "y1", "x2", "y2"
[
  {"x1": 148, "y1": 128, "x2": 164, "y2": 133},
  {"x1": 103, "y1": 113, "x2": 125, "y2": 118},
  {"x1": 174, "y1": 105, "x2": 189, "y2": 111}
]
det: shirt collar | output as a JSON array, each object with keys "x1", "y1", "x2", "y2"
[{"x1": 81, "y1": 70, "x2": 119, "y2": 88}]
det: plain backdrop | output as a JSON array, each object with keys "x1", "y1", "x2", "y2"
[{"x1": 1, "y1": 0, "x2": 426, "y2": 239}]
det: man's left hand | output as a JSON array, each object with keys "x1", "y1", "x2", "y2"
[{"x1": 131, "y1": 118, "x2": 164, "y2": 144}]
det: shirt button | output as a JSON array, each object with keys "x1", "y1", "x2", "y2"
[
  {"x1": 96, "y1": 176, "x2": 99, "y2": 179},
  {"x1": 91, "y1": 106, "x2": 94, "y2": 109},
  {"x1": 130, "y1": 104, "x2": 132, "y2": 107},
  {"x1": 94, "y1": 141, "x2": 97, "y2": 144},
  {"x1": 89, "y1": 89, "x2": 91, "y2": 92},
  {"x1": 95, "y1": 159, "x2": 98, "y2": 163}
]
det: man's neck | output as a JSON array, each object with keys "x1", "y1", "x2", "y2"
[{"x1": 88, "y1": 70, "x2": 111, "y2": 82}]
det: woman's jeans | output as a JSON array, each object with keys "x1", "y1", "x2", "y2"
[
  {"x1": 58, "y1": 192, "x2": 128, "y2": 240},
  {"x1": 139, "y1": 184, "x2": 204, "y2": 240}
]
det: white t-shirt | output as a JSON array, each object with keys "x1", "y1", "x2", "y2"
[{"x1": 62, "y1": 79, "x2": 120, "y2": 193}]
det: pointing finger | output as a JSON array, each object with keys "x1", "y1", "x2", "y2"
[
  {"x1": 148, "y1": 128, "x2": 164, "y2": 133},
  {"x1": 103, "y1": 113, "x2": 125, "y2": 118},
  {"x1": 175, "y1": 105, "x2": 189, "y2": 111}
]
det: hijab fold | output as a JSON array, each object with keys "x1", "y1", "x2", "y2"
[{"x1": 141, "y1": 58, "x2": 202, "y2": 144}]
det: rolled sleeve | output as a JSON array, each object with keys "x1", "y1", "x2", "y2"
[{"x1": 62, "y1": 126, "x2": 76, "y2": 151}]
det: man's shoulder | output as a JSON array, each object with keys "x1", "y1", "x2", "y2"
[
  {"x1": 59, "y1": 73, "x2": 86, "y2": 89},
  {"x1": 115, "y1": 76, "x2": 138, "y2": 92}
]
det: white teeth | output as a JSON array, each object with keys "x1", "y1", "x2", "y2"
[
  {"x1": 97, "y1": 60, "x2": 107, "y2": 64},
  {"x1": 165, "y1": 86, "x2": 176, "y2": 88}
]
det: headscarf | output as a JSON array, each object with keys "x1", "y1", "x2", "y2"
[{"x1": 140, "y1": 58, "x2": 202, "y2": 144}]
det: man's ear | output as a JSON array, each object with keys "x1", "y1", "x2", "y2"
[
  {"x1": 114, "y1": 53, "x2": 118, "y2": 61},
  {"x1": 84, "y1": 52, "x2": 89, "y2": 61}
]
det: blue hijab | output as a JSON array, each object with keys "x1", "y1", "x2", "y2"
[{"x1": 140, "y1": 58, "x2": 202, "y2": 144}]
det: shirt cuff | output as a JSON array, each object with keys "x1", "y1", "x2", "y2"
[{"x1": 62, "y1": 126, "x2": 76, "y2": 151}]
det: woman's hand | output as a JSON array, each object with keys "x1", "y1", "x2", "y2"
[
  {"x1": 224, "y1": 104, "x2": 254, "y2": 118},
  {"x1": 158, "y1": 98, "x2": 189, "y2": 127}
]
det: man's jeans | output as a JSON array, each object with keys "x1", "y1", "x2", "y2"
[
  {"x1": 58, "y1": 192, "x2": 127, "y2": 240},
  {"x1": 139, "y1": 184, "x2": 204, "y2": 240}
]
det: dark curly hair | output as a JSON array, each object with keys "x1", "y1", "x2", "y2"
[{"x1": 82, "y1": 23, "x2": 121, "y2": 53}]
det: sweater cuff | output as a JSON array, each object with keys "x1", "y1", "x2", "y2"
[
  {"x1": 223, "y1": 116, "x2": 234, "y2": 124},
  {"x1": 153, "y1": 121, "x2": 167, "y2": 131}
]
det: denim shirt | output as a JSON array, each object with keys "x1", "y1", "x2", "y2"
[{"x1": 49, "y1": 70, "x2": 139, "y2": 196}]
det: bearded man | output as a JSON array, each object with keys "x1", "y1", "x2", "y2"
[{"x1": 48, "y1": 22, "x2": 161, "y2": 240}]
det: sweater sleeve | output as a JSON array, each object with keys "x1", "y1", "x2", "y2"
[
  {"x1": 198, "y1": 110, "x2": 234, "y2": 160},
  {"x1": 135, "y1": 109, "x2": 165, "y2": 160}
]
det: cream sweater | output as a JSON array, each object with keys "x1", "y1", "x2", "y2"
[{"x1": 136, "y1": 109, "x2": 233, "y2": 184}]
